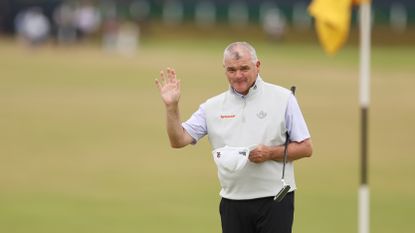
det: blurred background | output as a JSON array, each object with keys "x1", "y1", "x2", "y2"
[
  {"x1": 1, "y1": 0, "x2": 415, "y2": 47},
  {"x1": 0, "y1": 0, "x2": 414, "y2": 233}
]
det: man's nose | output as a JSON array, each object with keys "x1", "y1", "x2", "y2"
[{"x1": 235, "y1": 69, "x2": 243, "y2": 77}]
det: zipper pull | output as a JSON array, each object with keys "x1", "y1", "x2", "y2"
[{"x1": 241, "y1": 97, "x2": 246, "y2": 122}]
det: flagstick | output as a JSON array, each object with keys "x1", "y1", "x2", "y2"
[{"x1": 359, "y1": 2, "x2": 371, "y2": 233}]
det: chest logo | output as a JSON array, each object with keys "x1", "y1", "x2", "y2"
[
  {"x1": 256, "y1": 110, "x2": 267, "y2": 119},
  {"x1": 220, "y1": 114, "x2": 236, "y2": 119}
]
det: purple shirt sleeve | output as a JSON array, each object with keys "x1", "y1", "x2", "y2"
[
  {"x1": 285, "y1": 94, "x2": 311, "y2": 142},
  {"x1": 182, "y1": 104, "x2": 208, "y2": 144}
]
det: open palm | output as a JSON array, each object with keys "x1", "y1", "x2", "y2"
[{"x1": 155, "y1": 68, "x2": 181, "y2": 106}]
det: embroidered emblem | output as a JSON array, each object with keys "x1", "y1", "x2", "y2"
[
  {"x1": 216, "y1": 152, "x2": 221, "y2": 158},
  {"x1": 239, "y1": 151, "x2": 247, "y2": 156},
  {"x1": 256, "y1": 110, "x2": 267, "y2": 119}
]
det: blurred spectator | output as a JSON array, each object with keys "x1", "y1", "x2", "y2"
[
  {"x1": 116, "y1": 21, "x2": 139, "y2": 56},
  {"x1": 260, "y1": 2, "x2": 286, "y2": 41},
  {"x1": 162, "y1": 0, "x2": 184, "y2": 26},
  {"x1": 292, "y1": 1, "x2": 311, "y2": 31},
  {"x1": 228, "y1": 1, "x2": 249, "y2": 28},
  {"x1": 74, "y1": 1, "x2": 101, "y2": 40},
  {"x1": 15, "y1": 7, "x2": 51, "y2": 46},
  {"x1": 195, "y1": 1, "x2": 216, "y2": 28},
  {"x1": 101, "y1": 0, "x2": 139, "y2": 56},
  {"x1": 390, "y1": 2, "x2": 407, "y2": 34},
  {"x1": 129, "y1": 0, "x2": 151, "y2": 22},
  {"x1": 53, "y1": 1, "x2": 77, "y2": 45},
  {"x1": 129, "y1": 0, "x2": 151, "y2": 34},
  {"x1": 102, "y1": 0, "x2": 119, "y2": 52}
]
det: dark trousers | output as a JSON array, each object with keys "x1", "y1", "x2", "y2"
[{"x1": 220, "y1": 192, "x2": 294, "y2": 233}]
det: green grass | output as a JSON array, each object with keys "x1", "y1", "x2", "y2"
[{"x1": 0, "y1": 37, "x2": 414, "y2": 233}]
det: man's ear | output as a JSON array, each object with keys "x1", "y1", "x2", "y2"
[{"x1": 256, "y1": 60, "x2": 261, "y2": 70}]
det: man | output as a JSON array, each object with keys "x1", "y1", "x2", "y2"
[{"x1": 155, "y1": 41, "x2": 312, "y2": 233}]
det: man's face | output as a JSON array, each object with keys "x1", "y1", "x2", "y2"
[{"x1": 224, "y1": 52, "x2": 260, "y2": 95}]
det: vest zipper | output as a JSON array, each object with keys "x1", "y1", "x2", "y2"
[{"x1": 241, "y1": 96, "x2": 247, "y2": 123}]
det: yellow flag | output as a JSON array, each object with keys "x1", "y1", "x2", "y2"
[
  {"x1": 308, "y1": 0, "x2": 352, "y2": 55},
  {"x1": 308, "y1": 0, "x2": 371, "y2": 55}
]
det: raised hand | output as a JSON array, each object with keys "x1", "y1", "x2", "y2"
[{"x1": 155, "y1": 67, "x2": 181, "y2": 106}]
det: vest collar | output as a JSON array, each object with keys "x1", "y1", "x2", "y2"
[{"x1": 230, "y1": 75, "x2": 263, "y2": 99}]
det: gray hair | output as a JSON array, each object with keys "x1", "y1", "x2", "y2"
[{"x1": 223, "y1": 41, "x2": 258, "y2": 65}]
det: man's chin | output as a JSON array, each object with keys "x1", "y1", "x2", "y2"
[{"x1": 234, "y1": 87, "x2": 249, "y2": 95}]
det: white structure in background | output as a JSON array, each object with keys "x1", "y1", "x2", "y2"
[
  {"x1": 195, "y1": 1, "x2": 216, "y2": 28},
  {"x1": 53, "y1": 2, "x2": 77, "y2": 44},
  {"x1": 292, "y1": 1, "x2": 311, "y2": 31},
  {"x1": 116, "y1": 22, "x2": 139, "y2": 57},
  {"x1": 74, "y1": 2, "x2": 101, "y2": 39},
  {"x1": 130, "y1": 0, "x2": 150, "y2": 22},
  {"x1": 228, "y1": 1, "x2": 249, "y2": 28},
  {"x1": 390, "y1": 2, "x2": 407, "y2": 33},
  {"x1": 101, "y1": 0, "x2": 139, "y2": 56},
  {"x1": 259, "y1": 1, "x2": 276, "y2": 25},
  {"x1": 102, "y1": 0, "x2": 118, "y2": 52},
  {"x1": 162, "y1": 0, "x2": 184, "y2": 26},
  {"x1": 259, "y1": 2, "x2": 286, "y2": 40},
  {"x1": 15, "y1": 7, "x2": 51, "y2": 46}
]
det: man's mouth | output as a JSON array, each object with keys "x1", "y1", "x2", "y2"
[{"x1": 233, "y1": 79, "x2": 246, "y2": 84}]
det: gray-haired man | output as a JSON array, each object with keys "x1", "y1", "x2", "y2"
[{"x1": 155, "y1": 41, "x2": 312, "y2": 233}]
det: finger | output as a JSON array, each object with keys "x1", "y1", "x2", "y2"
[
  {"x1": 168, "y1": 67, "x2": 176, "y2": 82},
  {"x1": 159, "y1": 70, "x2": 166, "y2": 85},
  {"x1": 155, "y1": 78, "x2": 162, "y2": 90},
  {"x1": 165, "y1": 67, "x2": 171, "y2": 83},
  {"x1": 171, "y1": 68, "x2": 176, "y2": 80}
]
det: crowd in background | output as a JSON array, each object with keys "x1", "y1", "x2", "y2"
[
  {"x1": 13, "y1": 1, "x2": 142, "y2": 55},
  {"x1": 11, "y1": 0, "x2": 304, "y2": 54},
  {"x1": 3, "y1": 0, "x2": 413, "y2": 53}
]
